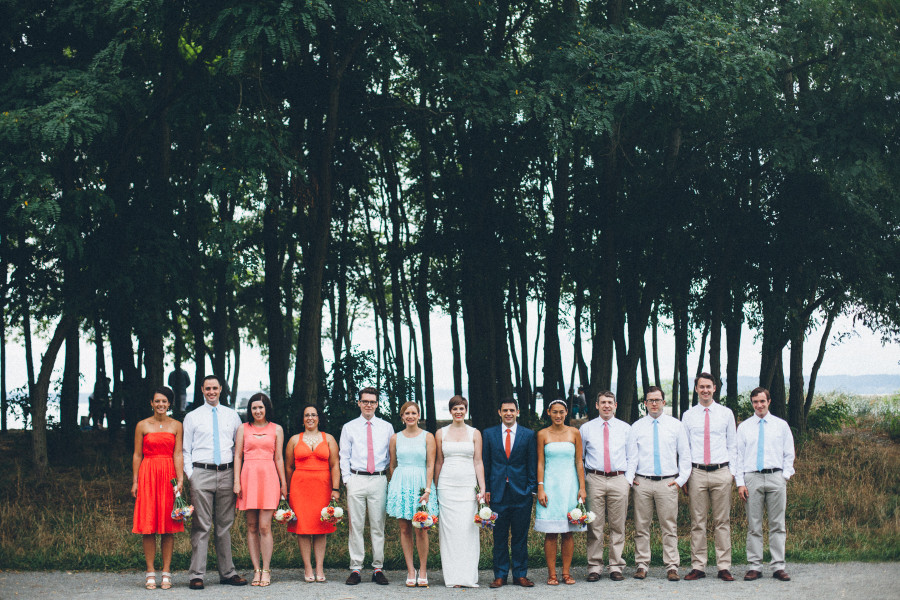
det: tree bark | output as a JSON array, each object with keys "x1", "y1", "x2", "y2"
[
  {"x1": 708, "y1": 278, "x2": 724, "y2": 402},
  {"x1": 263, "y1": 188, "x2": 289, "y2": 406},
  {"x1": 60, "y1": 325, "x2": 80, "y2": 434},
  {"x1": 724, "y1": 290, "x2": 743, "y2": 410},
  {"x1": 805, "y1": 301, "x2": 840, "y2": 421},
  {"x1": 449, "y1": 293, "x2": 463, "y2": 396},
  {"x1": 31, "y1": 315, "x2": 76, "y2": 476}
]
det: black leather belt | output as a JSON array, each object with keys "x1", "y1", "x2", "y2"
[
  {"x1": 637, "y1": 474, "x2": 677, "y2": 481},
  {"x1": 193, "y1": 462, "x2": 233, "y2": 471},
  {"x1": 351, "y1": 469, "x2": 387, "y2": 476},
  {"x1": 586, "y1": 469, "x2": 626, "y2": 477},
  {"x1": 692, "y1": 462, "x2": 729, "y2": 471},
  {"x1": 754, "y1": 468, "x2": 782, "y2": 474}
]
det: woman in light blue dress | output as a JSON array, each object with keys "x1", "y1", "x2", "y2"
[
  {"x1": 387, "y1": 401, "x2": 437, "y2": 587},
  {"x1": 535, "y1": 399, "x2": 586, "y2": 585}
]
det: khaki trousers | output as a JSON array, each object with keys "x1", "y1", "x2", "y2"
[
  {"x1": 346, "y1": 473, "x2": 387, "y2": 571},
  {"x1": 189, "y1": 467, "x2": 238, "y2": 580},
  {"x1": 688, "y1": 466, "x2": 733, "y2": 570},
  {"x1": 745, "y1": 472, "x2": 787, "y2": 571},
  {"x1": 585, "y1": 473, "x2": 629, "y2": 574},
  {"x1": 632, "y1": 476, "x2": 680, "y2": 571}
]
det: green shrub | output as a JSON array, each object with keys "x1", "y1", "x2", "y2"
[{"x1": 807, "y1": 398, "x2": 855, "y2": 434}]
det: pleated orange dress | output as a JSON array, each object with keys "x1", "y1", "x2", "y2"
[
  {"x1": 132, "y1": 432, "x2": 184, "y2": 534},
  {"x1": 287, "y1": 432, "x2": 336, "y2": 535},
  {"x1": 236, "y1": 422, "x2": 281, "y2": 510}
]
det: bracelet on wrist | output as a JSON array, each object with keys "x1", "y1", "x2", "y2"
[
  {"x1": 332, "y1": 488, "x2": 340, "y2": 492},
  {"x1": 538, "y1": 482, "x2": 544, "y2": 485}
]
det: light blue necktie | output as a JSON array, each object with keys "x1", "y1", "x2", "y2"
[
  {"x1": 212, "y1": 406, "x2": 221, "y2": 465},
  {"x1": 756, "y1": 418, "x2": 765, "y2": 471},
  {"x1": 653, "y1": 419, "x2": 662, "y2": 476}
]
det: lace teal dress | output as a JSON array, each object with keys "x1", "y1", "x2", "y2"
[{"x1": 386, "y1": 430, "x2": 438, "y2": 519}]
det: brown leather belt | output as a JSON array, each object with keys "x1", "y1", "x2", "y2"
[{"x1": 586, "y1": 469, "x2": 625, "y2": 477}]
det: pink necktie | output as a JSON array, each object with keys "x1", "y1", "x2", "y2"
[
  {"x1": 603, "y1": 421, "x2": 612, "y2": 473},
  {"x1": 703, "y1": 408, "x2": 711, "y2": 464},
  {"x1": 366, "y1": 421, "x2": 375, "y2": 473}
]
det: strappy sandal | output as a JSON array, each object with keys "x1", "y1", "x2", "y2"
[
  {"x1": 160, "y1": 572, "x2": 172, "y2": 590},
  {"x1": 547, "y1": 574, "x2": 559, "y2": 586},
  {"x1": 145, "y1": 572, "x2": 157, "y2": 590},
  {"x1": 417, "y1": 573, "x2": 429, "y2": 588},
  {"x1": 406, "y1": 571, "x2": 417, "y2": 588},
  {"x1": 259, "y1": 569, "x2": 271, "y2": 587},
  {"x1": 562, "y1": 573, "x2": 576, "y2": 585},
  {"x1": 251, "y1": 569, "x2": 262, "y2": 586}
]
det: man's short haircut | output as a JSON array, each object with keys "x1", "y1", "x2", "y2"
[
  {"x1": 749, "y1": 387, "x2": 771, "y2": 402},
  {"x1": 358, "y1": 386, "x2": 379, "y2": 401},
  {"x1": 644, "y1": 385, "x2": 666, "y2": 401},
  {"x1": 202, "y1": 374, "x2": 223, "y2": 387},
  {"x1": 499, "y1": 397, "x2": 518, "y2": 410},
  {"x1": 246, "y1": 392, "x2": 274, "y2": 423},
  {"x1": 449, "y1": 395, "x2": 468, "y2": 410},
  {"x1": 577, "y1": 385, "x2": 584, "y2": 392},
  {"x1": 694, "y1": 372, "x2": 718, "y2": 387},
  {"x1": 597, "y1": 390, "x2": 616, "y2": 403}
]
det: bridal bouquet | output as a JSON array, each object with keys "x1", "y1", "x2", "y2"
[
  {"x1": 170, "y1": 478, "x2": 194, "y2": 521},
  {"x1": 473, "y1": 486, "x2": 498, "y2": 530},
  {"x1": 273, "y1": 497, "x2": 295, "y2": 524},
  {"x1": 412, "y1": 489, "x2": 439, "y2": 530},
  {"x1": 567, "y1": 501, "x2": 596, "y2": 526},
  {"x1": 320, "y1": 499, "x2": 344, "y2": 525}
]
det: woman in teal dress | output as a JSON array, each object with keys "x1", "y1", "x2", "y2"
[
  {"x1": 387, "y1": 401, "x2": 437, "y2": 587},
  {"x1": 535, "y1": 399, "x2": 586, "y2": 585}
]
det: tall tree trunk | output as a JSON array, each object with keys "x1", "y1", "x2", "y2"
[
  {"x1": 507, "y1": 297, "x2": 523, "y2": 403},
  {"x1": 573, "y1": 280, "x2": 590, "y2": 391},
  {"x1": 769, "y1": 354, "x2": 786, "y2": 419},
  {"x1": 672, "y1": 347, "x2": 680, "y2": 419},
  {"x1": 787, "y1": 325, "x2": 806, "y2": 432},
  {"x1": 692, "y1": 319, "x2": 710, "y2": 406},
  {"x1": 32, "y1": 316, "x2": 76, "y2": 476},
  {"x1": 651, "y1": 304, "x2": 662, "y2": 388},
  {"x1": 514, "y1": 279, "x2": 533, "y2": 418},
  {"x1": 708, "y1": 278, "x2": 724, "y2": 401},
  {"x1": 263, "y1": 190, "x2": 289, "y2": 405},
  {"x1": 60, "y1": 326, "x2": 80, "y2": 434},
  {"x1": 449, "y1": 293, "x2": 463, "y2": 397},
  {"x1": 805, "y1": 301, "x2": 840, "y2": 421},
  {"x1": 639, "y1": 338, "x2": 650, "y2": 397},
  {"x1": 673, "y1": 290, "x2": 690, "y2": 417},
  {"x1": 0, "y1": 217, "x2": 6, "y2": 432},
  {"x1": 382, "y1": 134, "x2": 407, "y2": 407},
  {"x1": 724, "y1": 290, "x2": 743, "y2": 410},
  {"x1": 93, "y1": 316, "x2": 108, "y2": 425}
]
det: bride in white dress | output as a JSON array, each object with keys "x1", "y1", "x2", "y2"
[{"x1": 435, "y1": 395, "x2": 486, "y2": 587}]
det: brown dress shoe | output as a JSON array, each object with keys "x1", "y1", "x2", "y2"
[
  {"x1": 219, "y1": 574, "x2": 248, "y2": 586},
  {"x1": 684, "y1": 569, "x2": 706, "y2": 580},
  {"x1": 633, "y1": 568, "x2": 647, "y2": 580},
  {"x1": 489, "y1": 578, "x2": 507, "y2": 588},
  {"x1": 189, "y1": 579, "x2": 204, "y2": 590},
  {"x1": 773, "y1": 570, "x2": 791, "y2": 581},
  {"x1": 586, "y1": 572, "x2": 601, "y2": 582},
  {"x1": 610, "y1": 572, "x2": 624, "y2": 581},
  {"x1": 717, "y1": 569, "x2": 735, "y2": 581},
  {"x1": 667, "y1": 570, "x2": 681, "y2": 581},
  {"x1": 515, "y1": 577, "x2": 535, "y2": 587},
  {"x1": 744, "y1": 570, "x2": 762, "y2": 581}
]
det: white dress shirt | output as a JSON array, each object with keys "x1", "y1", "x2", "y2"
[
  {"x1": 183, "y1": 401, "x2": 243, "y2": 478},
  {"x1": 339, "y1": 415, "x2": 395, "y2": 483},
  {"x1": 681, "y1": 401, "x2": 737, "y2": 466},
  {"x1": 626, "y1": 414, "x2": 692, "y2": 487},
  {"x1": 734, "y1": 413, "x2": 796, "y2": 486},
  {"x1": 580, "y1": 416, "x2": 630, "y2": 472}
]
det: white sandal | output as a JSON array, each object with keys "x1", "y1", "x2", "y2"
[
  {"x1": 145, "y1": 572, "x2": 157, "y2": 590},
  {"x1": 160, "y1": 572, "x2": 172, "y2": 590}
]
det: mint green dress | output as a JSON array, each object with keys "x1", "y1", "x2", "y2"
[
  {"x1": 535, "y1": 441, "x2": 584, "y2": 532},
  {"x1": 386, "y1": 431, "x2": 438, "y2": 519}
]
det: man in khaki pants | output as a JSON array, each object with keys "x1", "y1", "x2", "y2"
[
  {"x1": 681, "y1": 373, "x2": 737, "y2": 581},
  {"x1": 580, "y1": 391, "x2": 630, "y2": 582},
  {"x1": 626, "y1": 387, "x2": 691, "y2": 581}
]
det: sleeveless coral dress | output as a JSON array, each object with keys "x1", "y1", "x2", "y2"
[
  {"x1": 236, "y1": 422, "x2": 281, "y2": 510},
  {"x1": 287, "y1": 432, "x2": 336, "y2": 535},
  {"x1": 132, "y1": 431, "x2": 184, "y2": 534}
]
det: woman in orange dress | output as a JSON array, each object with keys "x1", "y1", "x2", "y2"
[
  {"x1": 233, "y1": 393, "x2": 287, "y2": 587},
  {"x1": 286, "y1": 404, "x2": 340, "y2": 583},
  {"x1": 132, "y1": 387, "x2": 184, "y2": 590}
]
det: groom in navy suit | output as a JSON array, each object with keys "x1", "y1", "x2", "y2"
[{"x1": 483, "y1": 398, "x2": 537, "y2": 588}]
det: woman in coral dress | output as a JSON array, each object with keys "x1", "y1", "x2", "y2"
[
  {"x1": 286, "y1": 404, "x2": 341, "y2": 582},
  {"x1": 233, "y1": 393, "x2": 287, "y2": 586},
  {"x1": 132, "y1": 386, "x2": 184, "y2": 590}
]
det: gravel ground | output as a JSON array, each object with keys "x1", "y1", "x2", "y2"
[{"x1": 1, "y1": 563, "x2": 897, "y2": 600}]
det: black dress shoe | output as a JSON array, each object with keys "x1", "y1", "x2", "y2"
[
  {"x1": 373, "y1": 570, "x2": 390, "y2": 585},
  {"x1": 189, "y1": 579, "x2": 204, "y2": 590},
  {"x1": 219, "y1": 575, "x2": 247, "y2": 586},
  {"x1": 586, "y1": 572, "x2": 601, "y2": 582},
  {"x1": 610, "y1": 572, "x2": 624, "y2": 581},
  {"x1": 346, "y1": 571, "x2": 361, "y2": 585},
  {"x1": 744, "y1": 570, "x2": 762, "y2": 581}
]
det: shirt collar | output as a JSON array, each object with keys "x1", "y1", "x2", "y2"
[{"x1": 504, "y1": 423, "x2": 518, "y2": 435}]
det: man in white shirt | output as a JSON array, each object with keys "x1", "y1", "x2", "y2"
[
  {"x1": 736, "y1": 387, "x2": 795, "y2": 582},
  {"x1": 183, "y1": 375, "x2": 247, "y2": 589},
  {"x1": 339, "y1": 387, "x2": 394, "y2": 585},
  {"x1": 580, "y1": 391, "x2": 630, "y2": 581},
  {"x1": 681, "y1": 372, "x2": 738, "y2": 581},
  {"x1": 626, "y1": 387, "x2": 691, "y2": 581}
]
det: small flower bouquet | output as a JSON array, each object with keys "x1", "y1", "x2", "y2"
[
  {"x1": 412, "y1": 488, "x2": 438, "y2": 530},
  {"x1": 273, "y1": 497, "x2": 295, "y2": 524},
  {"x1": 320, "y1": 499, "x2": 344, "y2": 525},
  {"x1": 170, "y1": 478, "x2": 194, "y2": 521},
  {"x1": 567, "y1": 501, "x2": 596, "y2": 526},
  {"x1": 473, "y1": 486, "x2": 497, "y2": 530}
]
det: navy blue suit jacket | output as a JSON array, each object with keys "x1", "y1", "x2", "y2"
[{"x1": 483, "y1": 424, "x2": 537, "y2": 507}]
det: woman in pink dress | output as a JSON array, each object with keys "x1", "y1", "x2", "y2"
[{"x1": 233, "y1": 393, "x2": 287, "y2": 586}]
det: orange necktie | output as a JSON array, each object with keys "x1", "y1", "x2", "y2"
[{"x1": 505, "y1": 428, "x2": 512, "y2": 459}]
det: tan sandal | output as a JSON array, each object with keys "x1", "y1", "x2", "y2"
[
  {"x1": 562, "y1": 573, "x2": 576, "y2": 585},
  {"x1": 251, "y1": 569, "x2": 262, "y2": 586},
  {"x1": 160, "y1": 572, "x2": 172, "y2": 590},
  {"x1": 259, "y1": 569, "x2": 271, "y2": 587},
  {"x1": 547, "y1": 574, "x2": 559, "y2": 586},
  {"x1": 145, "y1": 572, "x2": 157, "y2": 590}
]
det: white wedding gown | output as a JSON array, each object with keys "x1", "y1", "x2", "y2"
[{"x1": 437, "y1": 425, "x2": 480, "y2": 587}]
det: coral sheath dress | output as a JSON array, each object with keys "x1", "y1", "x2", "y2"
[
  {"x1": 287, "y1": 433, "x2": 335, "y2": 535},
  {"x1": 237, "y1": 422, "x2": 281, "y2": 510},
  {"x1": 132, "y1": 432, "x2": 184, "y2": 534}
]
